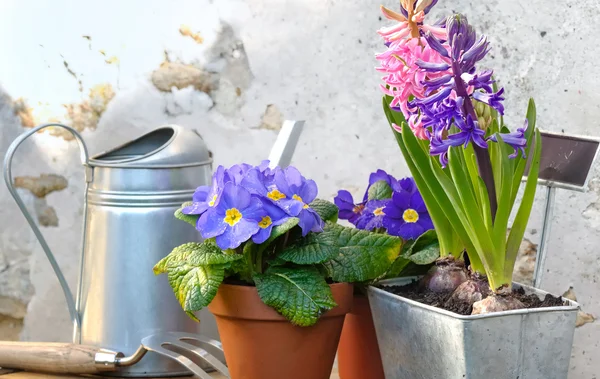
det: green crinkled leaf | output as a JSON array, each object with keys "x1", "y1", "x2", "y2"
[
  {"x1": 153, "y1": 241, "x2": 243, "y2": 275},
  {"x1": 402, "y1": 230, "x2": 441, "y2": 265},
  {"x1": 309, "y1": 199, "x2": 339, "y2": 222},
  {"x1": 254, "y1": 266, "x2": 336, "y2": 327},
  {"x1": 368, "y1": 180, "x2": 393, "y2": 201},
  {"x1": 408, "y1": 243, "x2": 440, "y2": 265},
  {"x1": 261, "y1": 217, "x2": 300, "y2": 249},
  {"x1": 384, "y1": 256, "x2": 412, "y2": 279},
  {"x1": 167, "y1": 263, "x2": 226, "y2": 312},
  {"x1": 278, "y1": 230, "x2": 339, "y2": 264},
  {"x1": 320, "y1": 223, "x2": 402, "y2": 282},
  {"x1": 174, "y1": 201, "x2": 200, "y2": 227}
]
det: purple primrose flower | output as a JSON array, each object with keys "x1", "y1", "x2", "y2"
[
  {"x1": 334, "y1": 190, "x2": 365, "y2": 225},
  {"x1": 273, "y1": 167, "x2": 324, "y2": 236},
  {"x1": 383, "y1": 178, "x2": 434, "y2": 239},
  {"x1": 182, "y1": 165, "x2": 228, "y2": 216},
  {"x1": 199, "y1": 182, "x2": 266, "y2": 249},
  {"x1": 251, "y1": 200, "x2": 291, "y2": 244},
  {"x1": 188, "y1": 161, "x2": 325, "y2": 249},
  {"x1": 356, "y1": 199, "x2": 390, "y2": 231}
]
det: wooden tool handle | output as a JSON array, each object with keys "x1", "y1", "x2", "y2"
[{"x1": 0, "y1": 341, "x2": 119, "y2": 374}]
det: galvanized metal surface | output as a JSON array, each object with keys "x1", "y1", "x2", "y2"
[
  {"x1": 4, "y1": 124, "x2": 216, "y2": 377},
  {"x1": 368, "y1": 277, "x2": 579, "y2": 379}
]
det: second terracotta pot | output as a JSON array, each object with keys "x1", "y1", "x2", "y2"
[
  {"x1": 208, "y1": 282, "x2": 353, "y2": 379},
  {"x1": 337, "y1": 294, "x2": 385, "y2": 379}
]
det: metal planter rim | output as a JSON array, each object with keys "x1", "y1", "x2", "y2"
[{"x1": 368, "y1": 276, "x2": 580, "y2": 320}]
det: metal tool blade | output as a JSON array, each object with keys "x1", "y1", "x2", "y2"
[
  {"x1": 141, "y1": 332, "x2": 229, "y2": 378},
  {"x1": 267, "y1": 120, "x2": 305, "y2": 168}
]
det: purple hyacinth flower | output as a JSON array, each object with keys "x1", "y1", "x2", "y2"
[
  {"x1": 251, "y1": 200, "x2": 291, "y2": 244},
  {"x1": 182, "y1": 165, "x2": 227, "y2": 215},
  {"x1": 334, "y1": 190, "x2": 365, "y2": 225},
  {"x1": 383, "y1": 189, "x2": 434, "y2": 240},
  {"x1": 198, "y1": 182, "x2": 266, "y2": 249},
  {"x1": 472, "y1": 88, "x2": 505, "y2": 115},
  {"x1": 355, "y1": 199, "x2": 390, "y2": 231},
  {"x1": 430, "y1": 115, "x2": 487, "y2": 166},
  {"x1": 488, "y1": 120, "x2": 528, "y2": 159}
]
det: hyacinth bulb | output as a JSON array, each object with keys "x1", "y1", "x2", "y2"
[
  {"x1": 472, "y1": 295, "x2": 525, "y2": 315},
  {"x1": 446, "y1": 277, "x2": 491, "y2": 308},
  {"x1": 419, "y1": 257, "x2": 469, "y2": 293}
]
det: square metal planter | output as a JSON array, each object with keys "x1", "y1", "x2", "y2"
[{"x1": 368, "y1": 277, "x2": 579, "y2": 379}]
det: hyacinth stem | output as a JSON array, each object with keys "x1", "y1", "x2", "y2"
[{"x1": 451, "y1": 61, "x2": 498, "y2": 219}]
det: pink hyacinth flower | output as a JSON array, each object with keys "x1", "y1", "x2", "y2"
[{"x1": 376, "y1": 37, "x2": 451, "y2": 118}]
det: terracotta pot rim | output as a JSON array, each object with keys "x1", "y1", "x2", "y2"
[{"x1": 208, "y1": 282, "x2": 353, "y2": 322}]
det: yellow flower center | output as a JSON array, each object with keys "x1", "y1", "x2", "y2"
[
  {"x1": 208, "y1": 194, "x2": 218, "y2": 207},
  {"x1": 224, "y1": 208, "x2": 242, "y2": 226},
  {"x1": 403, "y1": 209, "x2": 419, "y2": 223},
  {"x1": 373, "y1": 207, "x2": 385, "y2": 216},
  {"x1": 353, "y1": 204, "x2": 365, "y2": 214},
  {"x1": 293, "y1": 194, "x2": 309, "y2": 209},
  {"x1": 267, "y1": 189, "x2": 286, "y2": 201},
  {"x1": 258, "y1": 216, "x2": 272, "y2": 229}
]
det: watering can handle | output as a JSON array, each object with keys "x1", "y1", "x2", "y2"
[{"x1": 3, "y1": 123, "x2": 90, "y2": 340}]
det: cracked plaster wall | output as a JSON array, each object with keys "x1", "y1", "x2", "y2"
[{"x1": 1, "y1": 0, "x2": 599, "y2": 377}]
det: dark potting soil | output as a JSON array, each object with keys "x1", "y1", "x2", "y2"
[{"x1": 382, "y1": 280, "x2": 567, "y2": 316}]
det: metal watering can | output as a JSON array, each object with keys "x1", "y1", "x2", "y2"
[
  {"x1": 3, "y1": 123, "x2": 216, "y2": 377},
  {"x1": 3, "y1": 120, "x2": 304, "y2": 377}
]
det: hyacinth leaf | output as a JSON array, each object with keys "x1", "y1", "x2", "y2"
[
  {"x1": 368, "y1": 180, "x2": 394, "y2": 201},
  {"x1": 491, "y1": 135, "x2": 514, "y2": 263},
  {"x1": 383, "y1": 98, "x2": 456, "y2": 257},
  {"x1": 504, "y1": 129, "x2": 542, "y2": 279},
  {"x1": 153, "y1": 242, "x2": 243, "y2": 275},
  {"x1": 278, "y1": 228, "x2": 339, "y2": 264},
  {"x1": 254, "y1": 266, "x2": 336, "y2": 327},
  {"x1": 309, "y1": 199, "x2": 339, "y2": 222},
  {"x1": 174, "y1": 202, "x2": 200, "y2": 227},
  {"x1": 510, "y1": 99, "x2": 537, "y2": 206},
  {"x1": 488, "y1": 119, "x2": 503, "y2": 202},
  {"x1": 321, "y1": 222, "x2": 402, "y2": 282},
  {"x1": 166, "y1": 263, "x2": 226, "y2": 314},
  {"x1": 492, "y1": 78, "x2": 504, "y2": 127},
  {"x1": 477, "y1": 176, "x2": 493, "y2": 239},
  {"x1": 446, "y1": 149, "x2": 495, "y2": 263},
  {"x1": 400, "y1": 122, "x2": 481, "y2": 260}
]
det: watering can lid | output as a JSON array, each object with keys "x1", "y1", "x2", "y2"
[{"x1": 89, "y1": 125, "x2": 212, "y2": 168}]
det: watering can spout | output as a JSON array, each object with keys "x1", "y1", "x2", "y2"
[{"x1": 3, "y1": 123, "x2": 87, "y2": 341}]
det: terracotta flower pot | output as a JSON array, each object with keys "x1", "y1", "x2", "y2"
[
  {"x1": 337, "y1": 295, "x2": 385, "y2": 379},
  {"x1": 208, "y1": 282, "x2": 353, "y2": 379}
]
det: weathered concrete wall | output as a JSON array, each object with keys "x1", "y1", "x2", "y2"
[{"x1": 0, "y1": 0, "x2": 598, "y2": 377}]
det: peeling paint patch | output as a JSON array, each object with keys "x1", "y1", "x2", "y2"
[
  {"x1": 152, "y1": 62, "x2": 214, "y2": 93},
  {"x1": 62, "y1": 58, "x2": 83, "y2": 93},
  {"x1": 14, "y1": 174, "x2": 68, "y2": 198},
  {"x1": 512, "y1": 236, "x2": 537, "y2": 286},
  {"x1": 104, "y1": 56, "x2": 119, "y2": 65},
  {"x1": 259, "y1": 104, "x2": 284, "y2": 131},
  {"x1": 179, "y1": 24, "x2": 204, "y2": 44},
  {"x1": 562, "y1": 287, "x2": 596, "y2": 328},
  {"x1": 37, "y1": 206, "x2": 58, "y2": 227},
  {"x1": 44, "y1": 84, "x2": 115, "y2": 140},
  {"x1": 12, "y1": 98, "x2": 35, "y2": 128}
]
